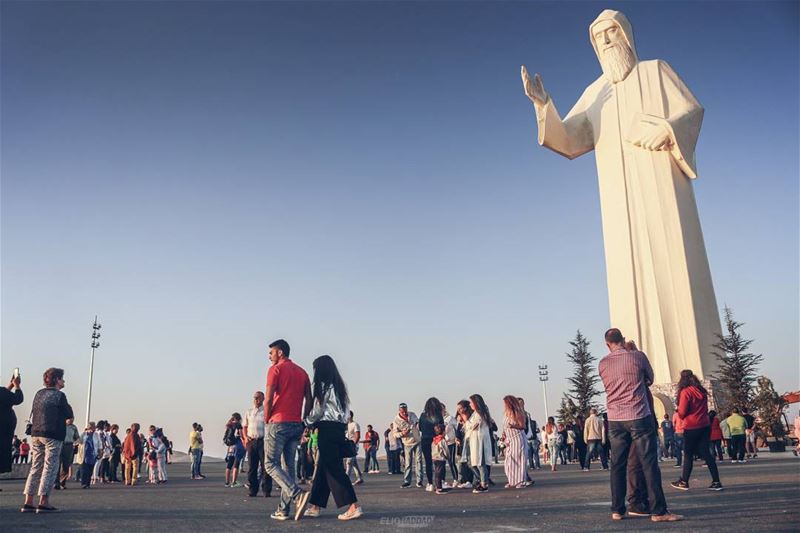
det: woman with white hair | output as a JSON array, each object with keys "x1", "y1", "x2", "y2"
[{"x1": 20, "y1": 367, "x2": 74, "y2": 513}]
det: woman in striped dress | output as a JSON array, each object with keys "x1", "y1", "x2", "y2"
[{"x1": 501, "y1": 396, "x2": 530, "y2": 488}]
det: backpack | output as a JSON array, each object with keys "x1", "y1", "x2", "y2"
[{"x1": 223, "y1": 426, "x2": 237, "y2": 446}]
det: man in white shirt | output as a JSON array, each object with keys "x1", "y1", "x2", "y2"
[
  {"x1": 345, "y1": 411, "x2": 364, "y2": 485},
  {"x1": 393, "y1": 402, "x2": 423, "y2": 488},
  {"x1": 242, "y1": 391, "x2": 272, "y2": 497}
]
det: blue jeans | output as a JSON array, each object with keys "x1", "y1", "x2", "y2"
[
  {"x1": 585, "y1": 440, "x2": 608, "y2": 469},
  {"x1": 663, "y1": 436, "x2": 674, "y2": 458},
  {"x1": 528, "y1": 440, "x2": 541, "y2": 469},
  {"x1": 363, "y1": 447, "x2": 379, "y2": 472},
  {"x1": 190, "y1": 448, "x2": 202, "y2": 478},
  {"x1": 265, "y1": 422, "x2": 304, "y2": 514},
  {"x1": 673, "y1": 434, "x2": 684, "y2": 466},
  {"x1": 403, "y1": 443, "x2": 423, "y2": 485},
  {"x1": 471, "y1": 464, "x2": 489, "y2": 486}
]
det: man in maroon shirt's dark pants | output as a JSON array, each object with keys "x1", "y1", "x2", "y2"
[{"x1": 599, "y1": 328, "x2": 681, "y2": 523}]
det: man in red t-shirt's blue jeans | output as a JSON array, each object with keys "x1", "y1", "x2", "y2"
[{"x1": 264, "y1": 339, "x2": 312, "y2": 521}]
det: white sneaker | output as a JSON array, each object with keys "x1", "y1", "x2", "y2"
[
  {"x1": 457, "y1": 481, "x2": 472, "y2": 489},
  {"x1": 338, "y1": 506, "x2": 364, "y2": 521},
  {"x1": 442, "y1": 482, "x2": 451, "y2": 489},
  {"x1": 425, "y1": 483, "x2": 434, "y2": 492}
]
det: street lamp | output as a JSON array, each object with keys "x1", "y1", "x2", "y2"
[
  {"x1": 86, "y1": 316, "x2": 101, "y2": 428},
  {"x1": 538, "y1": 364, "x2": 549, "y2": 420}
]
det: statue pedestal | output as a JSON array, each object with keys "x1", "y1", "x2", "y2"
[{"x1": 650, "y1": 379, "x2": 725, "y2": 419}]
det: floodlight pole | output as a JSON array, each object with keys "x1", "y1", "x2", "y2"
[
  {"x1": 86, "y1": 316, "x2": 101, "y2": 428},
  {"x1": 538, "y1": 365, "x2": 549, "y2": 421}
]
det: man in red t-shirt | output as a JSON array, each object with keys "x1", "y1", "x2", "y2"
[{"x1": 263, "y1": 339, "x2": 312, "y2": 521}]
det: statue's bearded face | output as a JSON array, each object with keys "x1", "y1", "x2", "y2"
[{"x1": 593, "y1": 20, "x2": 636, "y2": 84}]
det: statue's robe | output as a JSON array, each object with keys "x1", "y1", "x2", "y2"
[{"x1": 534, "y1": 57, "x2": 721, "y2": 384}]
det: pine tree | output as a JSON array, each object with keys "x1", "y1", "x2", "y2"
[
  {"x1": 557, "y1": 394, "x2": 579, "y2": 425},
  {"x1": 711, "y1": 306, "x2": 763, "y2": 412},
  {"x1": 564, "y1": 330, "x2": 601, "y2": 418}
]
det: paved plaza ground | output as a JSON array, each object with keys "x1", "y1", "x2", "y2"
[{"x1": 2, "y1": 453, "x2": 798, "y2": 532}]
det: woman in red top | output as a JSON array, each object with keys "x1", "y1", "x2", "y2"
[
  {"x1": 19, "y1": 439, "x2": 30, "y2": 463},
  {"x1": 708, "y1": 410, "x2": 724, "y2": 461},
  {"x1": 671, "y1": 370, "x2": 723, "y2": 491}
]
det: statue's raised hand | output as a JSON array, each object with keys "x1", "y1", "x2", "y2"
[{"x1": 521, "y1": 66, "x2": 549, "y2": 106}]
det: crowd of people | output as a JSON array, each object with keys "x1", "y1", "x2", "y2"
[
  {"x1": 207, "y1": 331, "x2": 743, "y2": 524},
  {"x1": 0, "y1": 368, "x2": 178, "y2": 513},
  {"x1": 3, "y1": 331, "x2": 798, "y2": 524}
]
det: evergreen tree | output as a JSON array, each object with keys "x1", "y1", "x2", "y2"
[
  {"x1": 711, "y1": 306, "x2": 763, "y2": 411},
  {"x1": 564, "y1": 330, "x2": 601, "y2": 418},
  {"x1": 557, "y1": 394, "x2": 579, "y2": 425}
]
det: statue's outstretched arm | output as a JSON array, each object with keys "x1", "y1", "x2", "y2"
[{"x1": 521, "y1": 66, "x2": 594, "y2": 160}]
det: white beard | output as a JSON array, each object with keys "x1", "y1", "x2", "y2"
[{"x1": 600, "y1": 42, "x2": 636, "y2": 83}]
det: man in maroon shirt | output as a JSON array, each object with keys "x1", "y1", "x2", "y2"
[
  {"x1": 599, "y1": 328, "x2": 681, "y2": 523},
  {"x1": 263, "y1": 339, "x2": 313, "y2": 521}
]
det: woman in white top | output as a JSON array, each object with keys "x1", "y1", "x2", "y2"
[
  {"x1": 545, "y1": 417, "x2": 560, "y2": 472},
  {"x1": 467, "y1": 394, "x2": 494, "y2": 493},
  {"x1": 300, "y1": 355, "x2": 364, "y2": 522}
]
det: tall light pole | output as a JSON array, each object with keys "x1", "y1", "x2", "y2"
[
  {"x1": 538, "y1": 364, "x2": 549, "y2": 420},
  {"x1": 86, "y1": 316, "x2": 101, "y2": 428}
]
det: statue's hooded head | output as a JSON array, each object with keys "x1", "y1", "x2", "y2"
[{"x1": 590, "y1": 10, "x2": 638, "y2": 84}]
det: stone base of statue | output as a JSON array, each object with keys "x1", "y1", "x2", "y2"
[{"x1": 650, "y1": 379, "x2": 728, "y2": 418}]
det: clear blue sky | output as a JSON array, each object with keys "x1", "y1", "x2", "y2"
[{"x1": 2, "y1": 1, "x2": 797, "y2": 457}]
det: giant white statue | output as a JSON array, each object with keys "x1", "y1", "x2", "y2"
[{"x1": 521, "y1": 9, "x2": 721, "y2": 386}]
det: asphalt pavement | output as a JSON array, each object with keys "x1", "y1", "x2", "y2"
[{"x1": 2, "y1": 453, "x2": 798, "y2": 532}]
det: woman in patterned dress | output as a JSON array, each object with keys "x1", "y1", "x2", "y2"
[{"x1": 501, "y1": 396, "x2": 531, "y2": 488}]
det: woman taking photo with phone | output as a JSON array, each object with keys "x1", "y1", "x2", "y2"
[
  {"x1": 301, "y1": 355, "x2": 363, "y2": 521},
  {"x1": 1, "y1": 369, "x2": 24, "y2": 479}
]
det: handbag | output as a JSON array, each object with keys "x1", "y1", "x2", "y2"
[
  {"x1": 24, "y1": 405, "x2": 33, "y2": 436},
  {"x1": 340, "y1": 438, "x2": 357, "y2": 458}
]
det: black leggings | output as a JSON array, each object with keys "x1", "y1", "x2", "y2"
[
  {"x1": 681, "y1": 426, "x2": 720, "y2": 484},
  {"x1": 710, "y1": 440, "x2": 724, "y2": 461},
  {"x1": 420, "y1": 437, "x2": 433, "y2": 485},
  {"x1": 309, "y1": 422, "x2": 357, "y2": 509},
  {"x1": 448, "y1": 443, "x2": 458, "y2": 480}
]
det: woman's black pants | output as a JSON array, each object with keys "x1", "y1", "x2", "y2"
[
  {"x1": 309, "y1": 422, "x2": 357, "y2": 509},
  {"x1": 681, "y1": 426, "x2": 720, "y2": 484},
  {"x1": 420, "y1": 437, "x2": 433, "y2": 485}
]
